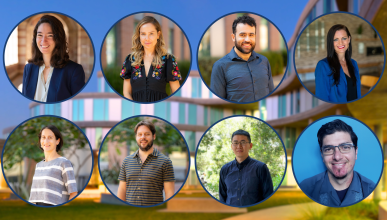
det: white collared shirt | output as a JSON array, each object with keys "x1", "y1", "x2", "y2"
[{"x1": 34, "y1": 64, "x2": 54, "y2": 102}]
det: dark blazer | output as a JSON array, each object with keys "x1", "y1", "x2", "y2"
[
  {"x1": 314, "y1": 58, "x2": 361, "y2": 103},
  {"x1": 22, "y1": 60, "x2": 85, "y2": 102}
]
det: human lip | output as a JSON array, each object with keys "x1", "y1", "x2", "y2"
[
  {"x1": 337, "y1": 45, "x2": 345, "y2": 49},
  {"x1": 40, "y1": 45, "x2": 50, "y2": 49}
]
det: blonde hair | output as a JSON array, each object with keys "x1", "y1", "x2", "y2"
[{"x1": 130, "y1": 16, "x2": 168, "y2": 67}]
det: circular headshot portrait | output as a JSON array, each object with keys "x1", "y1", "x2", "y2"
[
  {"x1": 100, "y1": 12, "x2": 191, "y2": 103},
  {"x1": 292, "y1": 116, "x2": 383, "y2": 207},
  {"x1": 197, "y1": 12, "x2": 288, "y2": 104},
  {"x1": 1, "y1": 116, "x2": 93, "y2": 207},
  {"x1": 4, "y1": 12, "x2": 95, "y2": 103},
  {"x1": 196, "y1": 116, "x2": 286, "y2": 207},
  {"x1": 99, "y1": 116, "x2": 189, "y2": 207},
  {"x1": 294, "y1": 12, "x2": 385, "y2": 104}
]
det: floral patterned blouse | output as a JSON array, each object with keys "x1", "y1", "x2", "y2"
[{"x1": 120, "y1": 54, "x2": 182, "y2": 102}]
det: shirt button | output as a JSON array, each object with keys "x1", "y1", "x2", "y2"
[{"x1": 238, "y1": 198, "x2": 239, "y2": 200}]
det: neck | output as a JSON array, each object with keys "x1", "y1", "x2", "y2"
[
  {"x1": 234, "y1": 47, "x2": 251, "y2": 61},
  {"x1": 235, "y1": 155, "x2": 249, "y2": 164},
  {"x1": 143, "y1": 48, "x2": 156, "y2": 57},
  {"x1": 337, "y1": 53, "x2": 346, "y2": 62},
  {"x1": 44, "y1": 151, "x2": 60, "y2": 162},
  {"x1": 327, "y1": 170, "x2": 354, "y2": 191},
  {"x1": 138, "y1": 146, "x2": 154, "y2": 158},
  {"x1": 43, "y1": 54, "x2": 51, "y2": 67}
]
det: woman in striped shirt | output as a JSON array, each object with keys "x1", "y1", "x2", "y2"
[{"x1": 29, "y1": 125, "x2": 78, "y2": 206}]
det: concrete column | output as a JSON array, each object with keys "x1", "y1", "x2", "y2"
[{"x1": 374, "y1": 123, "x2": 383, "y2": 201}]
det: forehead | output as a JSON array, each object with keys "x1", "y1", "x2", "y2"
[
  {"x1": 136, "y1": 125, "x2": 152, "y2": 133},
  {"x1": 41, "y1": 128, "x2": 55, "y2": 136},
  {"x1": 232, "y1": 134, "x2": 249, "y2": 141},
  {"x1": 322, "y1": 131, "x2": 352, "y2": 145},
  {"x1": 37, "y1": 23, "x2": 53, "y2": 32},
  {"x1": 235, "y1": 23, "x2": 255, "y2": 33},
  {"x1": 333, "y1": 29, "x2": 348, "y2": 38},
  {"x1": 140, "y1": 23, "x2": 157, "y2": 32}
]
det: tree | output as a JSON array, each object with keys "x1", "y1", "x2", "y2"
[{"x1": 197, "y1": 117, "x2": 286, "y2": 199}]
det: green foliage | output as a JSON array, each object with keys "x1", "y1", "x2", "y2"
[
  {"x1": 3, "y1": 117, "x2": 88, "y2": 199},
  {"x1": 103, "y1": 59, "x2": 190, "y2": 96},
  {"x1": 197, "y1": 117, "x2": 286, "y2": 199},
  {"x1": 198, "y1": 50, "x2": 287, "y2": 86}
]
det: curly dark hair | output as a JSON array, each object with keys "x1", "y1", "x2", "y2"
[
  {"x1": 232, "y1": 15, "x2": 257, "y2": 34},
  {"x1": 317, "y1": 119, "x2": 358, "y2": 150},
  {"x1": 28, "y1": 15, "x2": 69, "y2": 68},
  {"x1": 38, "y1": 125, "x2": 64, "y2": 152}
]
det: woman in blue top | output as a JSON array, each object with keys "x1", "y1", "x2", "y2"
[{"x1": 315, "y1": 24, "x2": 361, "y2": 102}]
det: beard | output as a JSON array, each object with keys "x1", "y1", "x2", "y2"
[
  {"x1": 329, "y1": 169, "x2": 348, "y2": 180},
  {"x1": 137, "y1": 139, "x2": 154, "y2": 152},
  {"x1": 235, "y1": 40, "x2": 256, "y2": 54}
]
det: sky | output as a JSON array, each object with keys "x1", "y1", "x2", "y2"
[{"x1": 0, "y1": 0, "x2": 308, "y2": 136}]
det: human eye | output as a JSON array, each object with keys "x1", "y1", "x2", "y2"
[
  {"x1": 333, "y1": 38, "x2": 338, "y2": 41},
  {"x1": 48, "y1": 34, "x2": 54, "y2": 38},
  {"x1": 323, "y1": 147, "x2": 333, "y2": 153}
]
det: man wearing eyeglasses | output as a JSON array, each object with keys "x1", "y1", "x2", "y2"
[
  {"x1": 219, "y1": 129, "x2": 273, "y2": 206},
  {"x1": 299, "y1": 119, "x2": 375, "y2": 207}
]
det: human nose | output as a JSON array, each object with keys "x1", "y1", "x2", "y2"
[{"x1": 332, "y1": 147, "x2": 343, "y2": 160}]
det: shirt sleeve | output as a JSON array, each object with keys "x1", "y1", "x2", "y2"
[
  {"x1": 258, "y1": 164, "x2": 273, "y2": 200},
  {"x1": 118, "y1": 158, "x2": 127, "y2": 182},
  {"x1": 315, "y1": 60, "x2": 331, "y2": 101},
  {"x1": 267, "y1": 60, "x2": 274, "y2": 93},
  {"x1": 166, "y1": 55, "x2": 182, "y2": 82},
  {"x1": 210, "y1": 61, "x2": 227, "y2": 98},
  {"x1": 219, "y1": 166, "x2": 227, "y2": 202},
  {"x1": 62, "y1": 160, "x2": 77, "y2": 194},
  {"x1": 162, "y1": 158, "x2": 175, "y2": 182},
  {"x1": 120, "y1": 55, "x2": 132, "y2": 80}
]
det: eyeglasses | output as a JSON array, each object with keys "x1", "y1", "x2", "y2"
[
  {"x1": 321, "y1": 143, "x2": 355, "y2": 155},
  {"x1": 232, "y1": 141, "x2": 250, "y2": 147}
]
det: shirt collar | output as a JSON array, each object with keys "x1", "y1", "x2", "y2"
[
  {"x1": 320, "y1": 170, "x2": 362, "y2": 195},
  {"x1": 234, "y1": 156, "x2": 251, "y2": 169},
  {"x1": 133, "y1": 147, "x2": 160, "y2": 158},
  {"x1": 227, "y1": 47, "x2": 260, "y2": 61}
]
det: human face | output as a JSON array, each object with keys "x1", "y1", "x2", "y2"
[
  {"x1": 136, "y1": 125, "x2": 156, "y2": 152},
  {"x1": 333, "y1": 29, "x2": 350, "y2": 55},
  {"x1": 232, "y1": 23, "x2": 256, "y2": 54},
  {"x1": 231, "y1": 135, "x2": 252, "y2": 160},
  {"x1": 321, "y1": 131, "x2": 357, "y2": 180},
  {"x1": 36, "y1": 23, "x2": 56, "y2": 56},
  {"x1": 40, "y1": 128, "x2": 60, "y2": 153},
  {"x1": 139, "y1": 23, "x2": 160, "y2": 51}
]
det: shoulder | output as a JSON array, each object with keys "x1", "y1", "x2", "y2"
[
  {"x1": 163, "y1": 54, "x2": 176, "y2": 61},
  {"x1": 58, "y1": 157, "x2": 73, "y2": 167},
  {"x1": 214, "y1": 55, "x2": 230, "y2": 67},
  {"x1": 62, "y1": 60, "x2": 83, "y2": 71},
  {"x1": 350, "y1": 58, "x2": 358, "y2": 67},
  {"x1": 220, "y1": 160, "x2": 234, "y2": 172},
  {"x1": 123, "y1": 154, "x2": 135, "y2": 163},
  {"x1": 255, "y1": 52, "x2": 269, "y2": 62},
  {"x1": 316, "y1": 58, "x2": 329, "y2": 67},
  {"x1": 355, "y1": 171, "x2": 376, "y2": 188},
  {"x1": 157, "y1": 151, "x2": 173, "y2": 164},
  {"x1": 299, "y1": 171, "x2": 325, "y2": 189},
  {"x1": 249, "y1": 158, "x2": 266, "y2": 167}
]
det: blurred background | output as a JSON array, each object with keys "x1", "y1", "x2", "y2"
[
  {"x1": 295, "y1": 13, "x2": 384, "y2": 95},
  {"x1": 197, "y1": 116, "x2": 286, "y2": 200},
  {"x1": 101, "y1": 13, "x2": 191, "y2": 96},
  {"x1": 198, "y1": 13, "x2": 287, "y2": 89},
  {"x1": 4, "y1": 13, "x2": 94, "y2": 91},
  {"x1": 2, "y1": 116, "x2": 93, "y2": 201},
  {"x1": 99, "y1": 116, "x2": 189, "y2": 198},
  {"x1": 1, "y1": 0, "x2": 387, "y2": 219}
]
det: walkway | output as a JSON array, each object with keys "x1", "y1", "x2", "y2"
[{"x1": 223, "y1": 202, "x2": 327, "y2": 220}]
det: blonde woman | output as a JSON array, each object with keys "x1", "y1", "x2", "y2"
[{"x1": 120, "y1": 16, "x2": 182, "y2": 102}]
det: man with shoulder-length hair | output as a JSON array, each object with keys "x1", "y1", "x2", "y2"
[
  {"x1": 117, "y1": 121, "x2": 175, "y2": 206},
  {"x1": 210, "y1": 15, "x2": 274, "y2": 102},
  {"x1": 300, "y1": 119, "x2": 375, "y2": 206},
  {"x1": 219, "y1": 129, "x2": 273, "y2": 206}
]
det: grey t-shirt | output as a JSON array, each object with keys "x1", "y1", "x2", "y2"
[
  {"x1": 29, "y1": 157, "x2": 77, "y2": 205},
  {"x1": 210, "y1": 49, "x2": 274, "y2": 102}
]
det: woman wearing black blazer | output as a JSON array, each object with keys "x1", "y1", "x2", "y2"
[{"x1": 22, "y1": 15, "x2": 85, "y2": 103}]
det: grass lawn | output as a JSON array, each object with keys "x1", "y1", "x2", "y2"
[{"x1": 0, "y1": 191, "x2": 313, "y2": 220}]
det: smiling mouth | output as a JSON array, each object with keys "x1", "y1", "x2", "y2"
[
  {"x1": 338, "y1": 45, "x2": 345, "y2": 49},
  {"x1": 41, "y1": 45, "x2": 50, "y2": 49}
]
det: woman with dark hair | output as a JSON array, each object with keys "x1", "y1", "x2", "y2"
[
  {"x1": 120, "y1": 16, "x2": 182, "y2": 102},
  {"x1": 315, "y1": 24, "x2": 361, "y2": 102},
  {"x1": 29, "y1": 125, "x2": 78, "y2": 206},
  {"x1": 22, "y1": 15, "x2": 85, "y2": 102}
]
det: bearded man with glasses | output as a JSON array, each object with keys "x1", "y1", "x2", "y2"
[
  {"x1": 299, "y1": 119, "x2": 375, "y2": 207},
  {"x1": 219, "y1": 129, "x2": 273, "y2": 206}
]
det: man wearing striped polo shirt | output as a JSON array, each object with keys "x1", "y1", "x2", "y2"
[{"x1": 117, "y1": 121, "x2": 175, "y2": 206}]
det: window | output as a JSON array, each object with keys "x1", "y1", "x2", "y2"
[
  {"x1": 93, "y1": 99, "x2": 109, "y2": 121},
  {"x1": 185, "y1": 131, "x2": 196, "y2": 152},
  {"x1": 296, "y1": 90, "x2": 300, "y2": 114},
  {"x1": 5, "y1": 27, "x2": 18, "y2": 66},
  {"x1": 106, "y1": 27, "x2": 116, "y2": 68},
  {"x1": 45, "y1": 103, "x2": 62, "y2": 116},
  {"x1": 203, "y1": 107, "x2": 208, "y2": 126},
  {"x1": 192, "y1": 78, "x2": 199, "y2": 98},
  {"x1": 188, "y1": 104, "x2": 197, "y2": 125},
  {"x1": 278, "y1": 94, "x2": 287, "y2": 118},
  {"x1": 285, "y1": 127, "x2": 296, "y2": 149},
  {"x1": 179, "y1": 103, "x2": 185, "y2": 124},
  {"x1": 72, "y1": 100, "x2": 84, "y2": 121},
  {"x1": 210, "y1": 108, "x2": 223, "y2": 124},
  {"x1": 121, "y1": 100, "x2": 133, "y2": 119},
  {"x1": 324, "y1": 0, "x2": 332, "y2": 14},
  {"x1": 312, "y1": 96, "x2": 319, "y2": 108},
  {"x1": 259, "y1": 99, "x2": 267, "y2": 120},
  {"x1": 154, "y1": 102, "x2": 171, "y2": 121}
]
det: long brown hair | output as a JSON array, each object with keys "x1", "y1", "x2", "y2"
[
  {"x1": 28, "y1": 15, "x2": 69, "y2": 68},
  {"x1": 130, "y1": 16, "x2": 168, "y2": 67}
]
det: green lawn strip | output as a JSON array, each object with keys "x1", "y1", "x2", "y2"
[{"x1": 322, "y1": 200, "x2": 379, "y2": 220}]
